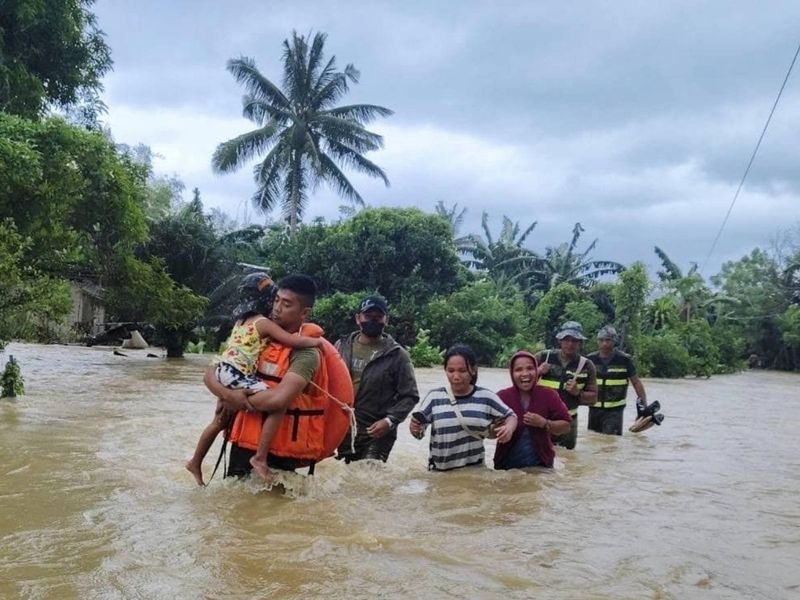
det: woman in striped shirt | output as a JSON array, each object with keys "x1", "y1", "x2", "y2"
[{"x1": 409, "y1": 344, "x2": 517, "y2": 471}]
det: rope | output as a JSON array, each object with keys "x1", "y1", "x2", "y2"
[{"x1": 307, "y1": 380, "x2": 357, "y2": 455}]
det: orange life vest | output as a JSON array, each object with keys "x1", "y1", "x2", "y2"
[{"x1": 227, "y1": 323, "x2": 354, "y2": 466}]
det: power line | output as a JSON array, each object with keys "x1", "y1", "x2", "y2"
[{"x1": 701, "y1": 41, "x2": 800, "y2": 274}]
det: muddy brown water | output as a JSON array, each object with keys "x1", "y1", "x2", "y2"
[{"x1": 1, "y1": 343, "x2": 798, "y2": 599}]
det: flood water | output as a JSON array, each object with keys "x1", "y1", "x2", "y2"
[{"x1": 1, "y1": 342, "x2": 798, "y2": 599}]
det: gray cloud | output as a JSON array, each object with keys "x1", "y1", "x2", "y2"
[{"x1": 95, "y1": 0, "x2": 800, "y2": 276}]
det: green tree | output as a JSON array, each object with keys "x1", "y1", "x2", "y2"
[
  {"x1": 0, "y1": 114, "x2": 148, "y2": 279},
  {"x1": 678, "y1": 319, "x2": 720, "y2": 377},
  {"x1": 311, "y1": 290, "x2": 365, "y2": 343},
  {"x1": 529, "y1": 283, "x2": 582, "y2": 347},
  {"x1": 0, "y1": 0, "x2": 112, "y2": 121},
  {"x1": 561, "y1": 300, "x2": 604, "y2": 353},
  {"x1": 264, "y1": 207, "x2": 464, "y2": 303},
  {"x1": 212, "y1": 31, "x2": 392, "y2": 231},
  {"x1": 637, "y1": 332, "x2": 691, "y2": 378},
  {"x1": 408, "y1": 329, "x2": 444, "y2": 367},
  {"x1": 711, "y1": 248, "x2": 788, "y2": 368},
  {"x1": 614, "y1": 262, "x2": 649, "y2": 353},
  {"x1": 423, "y1": 279, "x2": 527, "y2": 365},
  {"x1": 433, "y1": 201, "x2": 474, "y2": 256},
  {"x1": 117, "y1": 143, "x2": 186, "y2": 220},
  {"x1": 105, "y1": 256, "x2": 207, "y2": 357},
  {"x1": 654, "y1": 246, "x2": 713, "y2": 322},
  {"x1": 0, "y1": 220, "x2": 72, "y2": 344},
  {"x1": 779, "y1": 305, "x2": 800, "y2": 369},
  {"x1": 520, "y1": 223, "x2": 623, "y2": 293},
  {"x1": 140, "y1": 195, "x2": 231, "y2": 296},
  {"x1": 464, "y1": 211, "x2": 538, "y2": 278}
]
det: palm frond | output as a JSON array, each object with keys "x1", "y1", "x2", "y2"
[
  {"x1": 655, "y1": 246, "x2": 683, "y2": 281},
  {"x1": 241, "y1": 95, "x2": 291, "y2": 124},
  {"x1": 317, "y1": 154, "x2": 364, "y2": 205},
  {"x1": 306, "y1": 32, "x2": 328, "y2": 90},
  {"x1": 251, "y1": 143, "x2": 288, "y2": 212},
  {"x1": 212, "y1": 123, "x2": 281, "y2": 173},
  {"x1": 314, "y1": 115, "x2": 384, "y2": 152},
  {"x1": 322, "y1": 104, "x2": 394, "y2": 123},
  {"x1": 282, "y1": 32, "x2": 310, "y2": 106},
  {"x1": 344, "y1": 63, "x2": 360, "y2": 84},
  {"x1": 481, "y1": 212, "x2": 494, "y2": 247},
  {"x1": 226, "y1": 57, "x2": 289, "y2": 110},
  {"x1": 312, "y1": 71, "x2": 352, "y2": 110},
  {"x1": 517, "y1": 220, "x2": 537, "y2": 246},
  {"x1": 568, "y1": 222, "x2": 585, "y2": 256},
  {"x1": 324, "y1": 138, "x2": 390, "y2": 186}
]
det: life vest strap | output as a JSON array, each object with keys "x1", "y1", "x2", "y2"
[{"x1": 285, "y1": 407, "x2": 325, "y2": 442}]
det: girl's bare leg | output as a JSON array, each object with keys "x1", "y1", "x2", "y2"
[
  {"x1": 185, "y1": 405, "x2": 229, "y2": 486},
  {"x1": 249, "y1": 410, "x2": 285, "y2": 483}
]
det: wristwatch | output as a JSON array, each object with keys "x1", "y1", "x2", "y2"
[{"x1": 384, "y1": 417, "x2": 397, "y2": 430}]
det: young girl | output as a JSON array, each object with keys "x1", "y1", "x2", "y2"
[
  {"x1": 409, "y1": 344, "x2": 517, "y2": 471},
  {"x1": 185, "y1": 272, "x2": 321, "y2": 486}
]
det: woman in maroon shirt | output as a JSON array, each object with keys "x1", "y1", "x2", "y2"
[{"x1": 494, "y1": 350, "x2": 572, "y2": 469}]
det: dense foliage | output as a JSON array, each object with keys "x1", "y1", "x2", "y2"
[{"x1": 0, "y1": 0, "x2": 111, "y2": 121}]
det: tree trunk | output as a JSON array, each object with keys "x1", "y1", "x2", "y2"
[
  {"x1": 290, "y1": 186, "x2": 298, "y2": 234},
  {"x1": 163, "y1": 330, "x2": 184, "y2": 358}
]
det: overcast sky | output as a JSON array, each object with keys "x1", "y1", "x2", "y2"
[{"x1": 95, "y1": 0, "x2": 800, "y2": 276}]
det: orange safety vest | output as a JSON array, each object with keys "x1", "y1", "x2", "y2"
[{"x1": 227, "y1": 324, "x2": 354, "y2": 466}]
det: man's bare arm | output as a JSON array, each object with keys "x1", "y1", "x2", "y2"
[
  {"x1": 242, "y1": 372, "x2": 309, "y2": 413},
  {"x1": 630, "y1": 375, "x2": 647, "y2": 403}
]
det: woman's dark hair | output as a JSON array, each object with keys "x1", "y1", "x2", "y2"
[{"x1": 444, "y1": 344, "x2": 478, "y2": 384}]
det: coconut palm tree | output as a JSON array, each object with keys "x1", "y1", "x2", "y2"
[{"x1": 212, "y1": 31, "x2": 392, "y2": 232}]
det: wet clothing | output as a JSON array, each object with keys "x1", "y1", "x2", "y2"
[
  {"x1": 535, "y1": 350, "x2": 596, "y2": 449},
  {"x1": 587, "y1": 406, "x2": 624, "y2": 435},
  {"x1": 335, "y1": 332, "x2": 419, "y2": 463},
  {"x1": 215, "y1": 362, "x2": 268, "y2": 392},
  {"x1": 494, "y1": 385, "x2": 572, "y2": 469},
  {"x1": 217, "y1": 317, "x2": 268, "y2": 376},
  {"x1": 225, "y1": 346, "x2": 321, "y2": 477},
  {"x1": 586, "y1": 349, "x2": 637, "y2": 436},
  {"x1": 414, "y1": 386, "x2": 514, "y2": 471}
]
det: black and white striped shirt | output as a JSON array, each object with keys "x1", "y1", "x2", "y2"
[{"x1": 415, "y1": 386, "x2": 513, "y2": 471}]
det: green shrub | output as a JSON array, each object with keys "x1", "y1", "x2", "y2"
[
  {"x1": 493, "y1": 335, "x2": 544, "y2": 368},
  {"x1": 679, "y1": 319, "x2": 720, "y2": 377},
  {"x1": 1, "y1": 355, "x2": 24, "y2": 398},
  {"x1": 409, "y1": 329, "x2": 444, "y2": 367},
  {"x1": 310, "y1": 290, "x2": 366, "y2": 343},
  {"x1": 423, "y1": 279, "x2": 527, "y2": 365},
  {"x1": 637, "y1": 332, "x2": 691, "y2": 378}
]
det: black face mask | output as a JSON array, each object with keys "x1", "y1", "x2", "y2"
[{"x1": 360, "y1": 320, "x2": 385, "y2": 338}]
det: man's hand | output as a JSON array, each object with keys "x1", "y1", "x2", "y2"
[
  {"x1": 564, "y1": 378, "x2": 581, "y2": 396},
  {"x1": 537, "y1": 363, "x2": 551, "y2": 376},
  {"x1": 218, "y1": 388, "x2": 252, "y2": 412},
  {"x1": 367, "y1": 418, "x2": 391, "y2": 439},
  {"x1": 523, "y1": 412, "x2": 547, "y2": 428}
]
